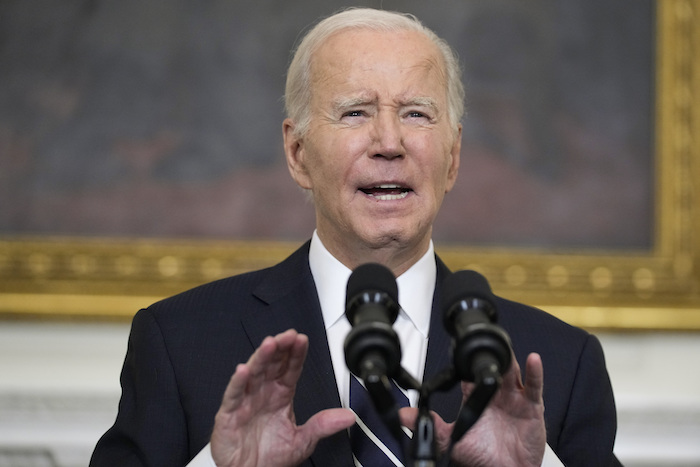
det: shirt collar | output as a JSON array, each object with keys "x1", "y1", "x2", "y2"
[{"x1": 309, "y1": 231, "x2": 435, "y2": 337}]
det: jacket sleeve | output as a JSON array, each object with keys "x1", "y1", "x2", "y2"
[
  {"x1": 554, "y1": 333, "x2": 623, "y2": 467},
  {"x1": 90, "y1": 308, "x2": 194, "y2": 466}
]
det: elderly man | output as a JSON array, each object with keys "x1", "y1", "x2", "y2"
[{"x1": 91, "y1": 8, "x2": 620, "y2": 467}]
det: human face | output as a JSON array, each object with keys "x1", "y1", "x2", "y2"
[{"x1": 284, "y1": 29, "x2": 461, "y2": 270}]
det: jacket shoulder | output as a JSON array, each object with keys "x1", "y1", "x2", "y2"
[{"x1": 144, "y1": 241, "x2": 312, "y2": 321}]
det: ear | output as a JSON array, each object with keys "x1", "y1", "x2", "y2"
[
  {"x1": 445, "y1": 124, "x2": 462, "y2": 193},
  {"x1": 283, "y1": 118, "x2": 313, "y2": 190}
]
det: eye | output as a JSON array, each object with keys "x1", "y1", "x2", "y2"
[
  {"x1": 405, "y1": 110, "x2": 435, "y2": 123},
  {"x1": 407, "y1": 111, "x2": 427, "y2": 118},
  {"x1": 343, "y1": 110, "x2": 365, "y2": 118}
]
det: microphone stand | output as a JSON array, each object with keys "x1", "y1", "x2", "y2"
[
  {"x1": 364, "y1": 364, "x2": 503, "y2": 467},
  {"x1": 410, "y1": 369, "x2": 452, "y2": 467},
  {"x1": 451, "y1": 367, "x2": 501, "y2": 444},
  {"x1": 412, "y1": 402, "x2": 436, "y2": 467}
]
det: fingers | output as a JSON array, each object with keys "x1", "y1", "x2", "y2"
[
  {"x1": 220, "y1": 329, "x2": 309, "y2": 414},
  {"x1": 281, "y1": 332, "x2": 309, "y2": 388},
  {"x1": 488, "y1": 352, "x2": 542, "y2": 411},
  {"x1": 248, "y1": 330, "x2": 307, "y2": 387},
  {"x1": 482, "y1": 352, "x2": 543, "y2": 403},
  {"x1": 220, "y1": 363, "x2": 251, "y2": 413},
  {"x1": 501, "y1": 351, "x2": 524, "y2": 391},
  {"x1": 248, "y1": 330, "x2": 300, "y2": 375},
  {"x1": 523, "y1": 353, "x2": 544, "y2": 402}
]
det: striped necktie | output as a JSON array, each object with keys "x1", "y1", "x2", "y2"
[{"x1": 349, "y1": 374, "x2": 411, "y2": 467}]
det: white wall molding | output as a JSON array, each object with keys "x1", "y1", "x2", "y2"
[{"x1": 1, "y1": 323, "x2": 698, "y2": 466}]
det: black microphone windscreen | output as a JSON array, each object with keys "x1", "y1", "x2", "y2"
[
  {"x1": 440, "y1": 270, "x2": 494, "y2": 312},
  {"x1": 346, "y1": 263, "x2": 398, "y2": 306}
]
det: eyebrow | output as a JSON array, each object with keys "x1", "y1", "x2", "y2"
[
  {"x1": 331, "y1": 96, "x2": 376, "y2": 113},
  {"x1": 402, "y1": 96, "x2": 439, "y2": 113},
  {"x1": 331, "y1": 95, "x2": 439, "y2": 113}
]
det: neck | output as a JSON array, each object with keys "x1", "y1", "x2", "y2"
[{"x1": 317, "y1": 230, "x2": 431, "y2": 277}]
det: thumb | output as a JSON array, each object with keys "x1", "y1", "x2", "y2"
[
  {"x1": 300, "y1": 408, "x2": 356, "y2": 450},
  {"x1": 399, "y1": 407, "x2": 420, "y2": 430},
  {"x1": 400, "y1": 408, "x2": 454, "y2": 454}
]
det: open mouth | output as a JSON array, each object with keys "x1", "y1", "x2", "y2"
[{"x1": 359, "y1": 184, "x2": 412, "y2": 201}]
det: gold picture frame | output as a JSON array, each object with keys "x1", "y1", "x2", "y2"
[{"x1": 1, "y1": 0, "x2": 699, "y2": 330}]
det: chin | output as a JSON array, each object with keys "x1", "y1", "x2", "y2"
[{"x1": 360, "y1": 226, "x2": 421, "y2": 249}]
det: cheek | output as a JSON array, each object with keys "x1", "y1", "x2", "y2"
[
  {"x1": 418, "y1": 142, "x2": 458, "y2": 194},
  {"x1": 304, "y1": 148, "x2": 352, "y2": 197},
  {"x1": 317, "y1": 133, "x2": 370, "y2": 178}
]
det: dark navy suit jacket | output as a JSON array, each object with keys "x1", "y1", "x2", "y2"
[{"x1": 91, "y1": 242, "x2": 621, "y2": 466}]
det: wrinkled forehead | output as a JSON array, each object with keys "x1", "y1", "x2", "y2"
[{"x1": 308, "y1": 28, "x2": 449, "y2": 97}]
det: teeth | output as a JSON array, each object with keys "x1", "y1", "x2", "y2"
[
  {"x1": 360, "y1": 184, "x2": 410, "y2": 200},
  {"x1": 372, "y1": 191, "x2": 409, "y2": 201}
]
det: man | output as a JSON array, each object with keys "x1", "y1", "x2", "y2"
[{"x1": 91, "y1": 8, "x2": 621, "y2": 467}]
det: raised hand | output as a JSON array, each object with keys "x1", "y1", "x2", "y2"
[
  {"x1": 401, "y1": 352, "x2": 546, "y2": 467},
  {"x1": 211, "y1": 329, "x2": 356, "y2": 467}
]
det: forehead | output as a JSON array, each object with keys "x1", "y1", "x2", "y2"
[{"x1": 309, "y1": 28, "x2": 447, "y2": 99}]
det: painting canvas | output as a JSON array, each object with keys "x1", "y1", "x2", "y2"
[{"x1": 0, "y1": 0, "x2": 653, "y2": 249}]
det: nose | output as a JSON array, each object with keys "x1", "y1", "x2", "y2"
[{"x1": 370, "y1": 111, "x2": 404, "y2": 159}]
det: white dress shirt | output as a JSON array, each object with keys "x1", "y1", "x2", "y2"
[
  {"x1": 188, "y1": 232, "x2": 563, "y2": 466},
  {"x1": 310, "y1": 230, "x2": 434, "y2": 409}
]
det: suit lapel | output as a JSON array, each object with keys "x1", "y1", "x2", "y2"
[
  {"x1": 424, "y1": 257, "x2": 463, "y2": 422},
  {"x1": 240, "y1": 243, "x2": 354, "y2": 466}
]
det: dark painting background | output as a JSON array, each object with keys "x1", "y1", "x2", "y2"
[{"x1": 0, "y1": 0, "x2": 654, "y2": 249}]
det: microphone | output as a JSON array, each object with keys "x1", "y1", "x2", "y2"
[
  {"x1": 441, "y1": 270, "x2": 512, "y2": 384},
  {"x1": 344, "y1": 263, "x2": 402, "y2": 382}
]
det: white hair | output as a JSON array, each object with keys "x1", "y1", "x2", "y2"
[{"x1": 284, "y1": 8, "x2": 465, "y2": 137}]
